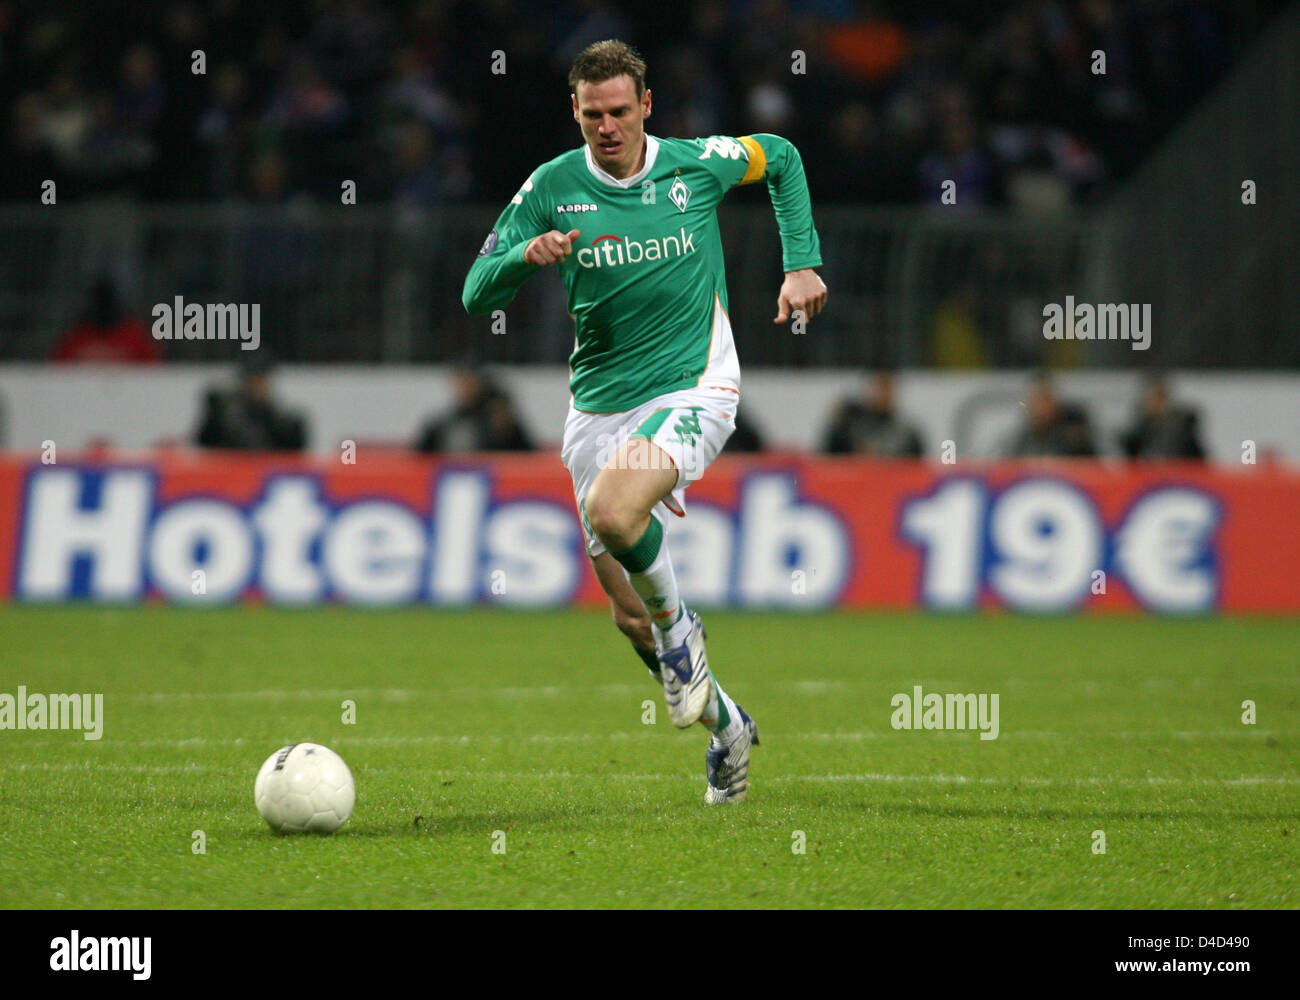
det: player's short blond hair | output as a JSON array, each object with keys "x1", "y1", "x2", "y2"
[{"x1": 568, "y1": 39, "x2": 647, "y2": 99}]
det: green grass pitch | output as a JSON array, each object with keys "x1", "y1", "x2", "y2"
[{"x1": 1, "y1": 606, "x2": 1296, "y2": 909}]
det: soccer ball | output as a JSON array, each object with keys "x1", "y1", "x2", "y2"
[{"x1": 254, "y1": 743, "x2": 355, "y2": 833}]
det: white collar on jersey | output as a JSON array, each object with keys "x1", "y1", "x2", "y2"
[{"x1": 582, "y1": 134, "x2": 660, "y2": 188}]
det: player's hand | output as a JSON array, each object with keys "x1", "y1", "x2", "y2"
[
  {"x1": 525, "y1": 229, "x2": 581, "y2": 267},
  {"x1": 774, "y1": 268, "x2": 828, "y2": 324}
]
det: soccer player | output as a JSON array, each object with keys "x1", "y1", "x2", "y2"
[{"x1": 462, "y1": 39, "x2": 827, "y2": 804}]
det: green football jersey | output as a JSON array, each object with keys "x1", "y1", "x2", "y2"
[{"x1": 463, "y1": 133, "x2": 822, "y2": 413}]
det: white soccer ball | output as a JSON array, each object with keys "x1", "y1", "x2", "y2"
[{"x1": 254, "y1": 743, "x2": 355, "y2": 833}]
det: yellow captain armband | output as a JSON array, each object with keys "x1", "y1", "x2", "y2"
[{"x1": 737, "y1": 136, "x2": 767, "y2": 185}]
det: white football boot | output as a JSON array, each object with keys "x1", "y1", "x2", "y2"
[
  {"x1": 656, "y1": 609, "x2": 713, "y2": 728},
  {"x1": 704, "y1": 704, "x2": 760, "y2": 805}
]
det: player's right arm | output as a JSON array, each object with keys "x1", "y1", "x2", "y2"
[{"x1": 462, "y1": 169, "x2": 577, "y2": 315}]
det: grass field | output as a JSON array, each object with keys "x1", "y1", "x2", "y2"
[{"x1": 1, "y1": 606, "x2": 1297, "y2": 909}]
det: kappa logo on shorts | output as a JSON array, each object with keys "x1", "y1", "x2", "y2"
[{"x1": 672, "y1": 408, "x2": 704, "y2": 445}]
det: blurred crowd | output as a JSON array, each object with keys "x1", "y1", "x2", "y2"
[
  {"x1": 186, "y1": 362, "x2": 1207, "y2": 462},
  {"x1": 815, "y1": 370, "x2": 1205, "y2": 459},
  {"x1": 45, "y1": 273, "x2": 1208, "y2": 461},
  {"x1": 0, "y1": 0, "x2": 1267, "y2": 210},
  {"x1": 191, "y1": 362, "x2": 536, "y2": 453}
]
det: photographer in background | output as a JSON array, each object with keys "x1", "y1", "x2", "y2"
[
  {"x1": 195, "y1": 360, "x2": 307, "y2": 451},
  {"x1": 414, "y1": 367, "x2": 533, "y2": 453},
  {"x1": 51, "y1": 277, "x2": 160, "y2": 364},
  {"x1": 1006, "y1": 374, "x2": 1097, "y2": 458},
  {"x1": 1120, "y1": 375, "x2": 1206, "y2": 461},
  {"x1": 822, "y1": 371, "x2": 924, "y2": 457}
]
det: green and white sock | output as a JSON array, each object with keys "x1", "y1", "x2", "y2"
[
  {"x1": 610, "y1": 517, "x2": 690, "y2": 649},
  {"x1": 702, "y1": 677, "x2": 744, "y2": 744}
]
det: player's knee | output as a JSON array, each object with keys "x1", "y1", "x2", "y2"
[{"x1": 584, "y1": 487, "x2": 637, "y2": 545}]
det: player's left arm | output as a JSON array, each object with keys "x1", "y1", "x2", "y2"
[{"x1": 733, "y1": 133, "x2": 828, "y2": 324}]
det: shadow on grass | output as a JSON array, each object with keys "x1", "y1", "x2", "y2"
[{"x1": 229, "y1": 801, "x2": 670, "y2": 840}]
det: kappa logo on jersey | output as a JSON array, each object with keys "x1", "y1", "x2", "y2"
[
  {"x1": 697, "y1": 136, "x2": 747, "y2": 161},
  {"x1": 557, "y1": 203, "x2": 599, "y2": 213},
  {"x1": 576, "y1": 229, "x2": 698, "y2": 269},
  {"x1": 668, "y1": 177, "x2": 691, "y2": 212}
]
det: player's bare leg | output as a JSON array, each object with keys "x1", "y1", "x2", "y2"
[
  {"x1": 590, "y1": 551, "x2": 659, "y2": 678},
  {"x1": 582, "y1": 439, "x2": 676, "y2": 553},
  {"x1": 584, "y1": 438, "x2": 710, "y2": 725},
  {"x1": 584, "y1": 439, "x2": 755, "y2": 790}
]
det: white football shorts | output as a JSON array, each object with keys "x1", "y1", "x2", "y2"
[{"x1": 561, "y1": 384, "x2": 738, "y2": 558}]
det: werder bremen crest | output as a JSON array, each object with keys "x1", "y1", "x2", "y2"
[{"x1": 669, "y1": 175, "x2": 692, "y2": 212}]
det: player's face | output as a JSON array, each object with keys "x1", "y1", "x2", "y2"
[{"x1": 572, "y1": 75, "x2": 651, "y2": 179}]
